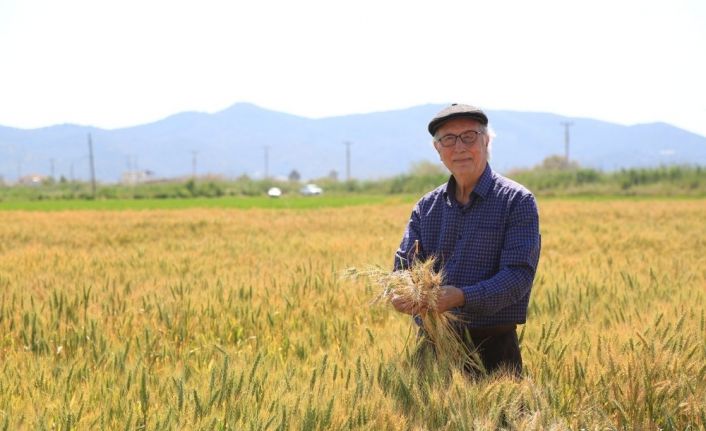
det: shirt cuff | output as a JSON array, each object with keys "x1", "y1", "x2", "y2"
[{"x1": 461, "y1": 284, "x2": 483, "y2": 313}]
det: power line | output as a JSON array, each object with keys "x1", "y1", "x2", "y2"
[
  {"x1": 88, "y1": 133, "x2": 96, "y2": 198},
  {"x1": 191, "y1": 150, "x2": 198, "y2": 179},
  {"x1": 263, "y1": 146, "x2": 270, "y2": 179},
  {"x1": 560, "y1": 121, "x2": 574, "y2": 165},
  {"x1": 344, "y1": 141, "x2": 351, "y2": 181}
]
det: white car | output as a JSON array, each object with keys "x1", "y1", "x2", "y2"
[
  {"x1": 299, "y1": 183, "x2": 323, "y2": 196},
  {"x1": 267, "y1": 187, "x2": 282, "y2": 198}
]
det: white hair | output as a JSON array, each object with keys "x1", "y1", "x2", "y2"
[{"x1": 486, "y1": 124, "x2": 495, "y2": 161}]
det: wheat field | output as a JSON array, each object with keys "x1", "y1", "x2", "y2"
[{"x1": 0, "y1": 199, "x2": 705, "y2": 430}]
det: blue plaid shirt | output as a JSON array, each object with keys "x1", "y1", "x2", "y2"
[{"x1": 394, "y1": 164, "x2": 541, "y2": 328}]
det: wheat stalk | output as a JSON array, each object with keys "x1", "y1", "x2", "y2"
[{"x1": 345, "y1": 257, "x2": 484, "y2": 374}]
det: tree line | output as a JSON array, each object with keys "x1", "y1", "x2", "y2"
[{"x1": 0, "y1": 157, "x2": 704, "y2": 201}]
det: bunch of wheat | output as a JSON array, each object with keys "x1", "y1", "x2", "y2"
[{"x1": 346, "y1": 257, "x2": 484, "y2": 374}]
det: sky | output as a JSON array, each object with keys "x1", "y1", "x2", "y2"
[{"x1": 1, "y1": 0, "x2": 705, "y2": 137}]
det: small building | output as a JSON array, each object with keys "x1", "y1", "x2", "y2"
[
  {"x1": 18, "y1": 174, "x2": 48, "y2": 186},
  {"x1": 121, "y1": 170, "x2": 155, "y2": 185}
]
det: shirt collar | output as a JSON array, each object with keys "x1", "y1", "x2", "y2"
[{"x1": 443, "y1": 164, "x2": 494, "y2": 206}]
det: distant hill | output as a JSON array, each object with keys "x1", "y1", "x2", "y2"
[{"x1": 1, "y1": 103, "x2": 705, "y2": 182}]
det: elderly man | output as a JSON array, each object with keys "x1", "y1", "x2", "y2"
[{"x1": 391, "y1": 103, "x2": 541, "y2": 376}]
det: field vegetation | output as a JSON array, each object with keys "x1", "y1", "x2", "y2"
[
  {"x1": 0, "y1": 199, "x2": 705, "y2": 429},
  {"x1": 1, "y1": 162, "x2": 704, "y2": 203},
  {"x1": 0, "y1": 194, "x2": 410, "y2": 212}
]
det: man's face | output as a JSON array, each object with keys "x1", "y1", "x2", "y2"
[{"x1": 433, "y1": 117, "x2": 488, "y2": 182}]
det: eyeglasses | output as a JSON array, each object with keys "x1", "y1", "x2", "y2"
[{"x1": 436, "y1": 130, "x2": 484, "y2": 148}]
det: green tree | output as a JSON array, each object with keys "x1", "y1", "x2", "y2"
[{"x1": 288, "y1": 170, "x2": 301, "y2": 182}]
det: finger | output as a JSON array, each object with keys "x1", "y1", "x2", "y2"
[
  {"x1": 392, "y1": 296, "x2": 417, "y2": 315},
  {"x1": 391, "y1": 296, "x2": 410, "y2": 313}
]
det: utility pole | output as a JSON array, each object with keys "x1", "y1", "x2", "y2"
[
  {"x1": 560, "y1": 121, "x2": 574, "y2": 166},
  {"x1": 344, "y1": 141, "x2": 351, "y2": 181},
  {"x1": 191, "y1": 151, "x2": 198, "y2": 179},
  {"x1": 88, "y1": 133, "x2": 96, "y2": 198},
  {"x1": 50, "y1": 158, "x2": 55, "y2": 181},
  {"x1": 264, "y1": 146, "x2": 270, "y2": 179},
  {"x1": 125, "y1": 155, "x2": 132, "y2": 184}
]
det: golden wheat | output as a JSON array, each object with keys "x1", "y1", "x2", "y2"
[
  {"x1": 346, "y1": 257, "x2": 485, "y2": 375},
  {"x1": 0, "y1": 199, "x2": 704, "y2": 429}
]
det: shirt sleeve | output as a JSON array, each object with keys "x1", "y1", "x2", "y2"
[
  {"x1": 461, "y1": 193, "x2": 541, "y2": 316},
  {"x1": 393, "y1": 203, "x2": 423, "y2": 271}
]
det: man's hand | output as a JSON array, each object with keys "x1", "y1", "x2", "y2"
[
  {"x1": 436, "y1": 285, "x2": 465, "y2": 313},
  {"x1": 390, "y1": 293, "x2": 420, "y2": 315},
  {"x1": 391, "y1": 285, "x2": 465, "y2": 315}
]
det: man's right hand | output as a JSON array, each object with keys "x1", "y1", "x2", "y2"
[{"x1": 391, "y1": 294, "x2": 422, "y2": 315}]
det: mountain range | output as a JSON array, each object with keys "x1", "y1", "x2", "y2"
[{"x1": 1, "y1": 103, "x2": 705, "y2": 183}]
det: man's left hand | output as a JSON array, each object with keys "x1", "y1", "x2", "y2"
[{"x1": 436, "y1": 285, "x2": 465, "y2": 313}]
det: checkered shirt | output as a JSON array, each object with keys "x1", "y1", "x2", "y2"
[{"x1": 394, "y1": 164, "x2": 541, "y2": 328}]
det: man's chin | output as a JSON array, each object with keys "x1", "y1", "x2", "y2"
[
  {"x1": 452, "y1": 162, "x2": 475, "y2": 171},
  {"x1": 450, "y1": 165, "x2": 482, "y2": 178}
]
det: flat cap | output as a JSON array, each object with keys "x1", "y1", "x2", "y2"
[{"x1": 428, "y1": 103, "x2": 488, "y2": 136}]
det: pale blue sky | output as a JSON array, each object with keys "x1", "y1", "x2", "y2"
[{"x1": 1, "y1": 0, "x2": 705, "y2": 137}]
